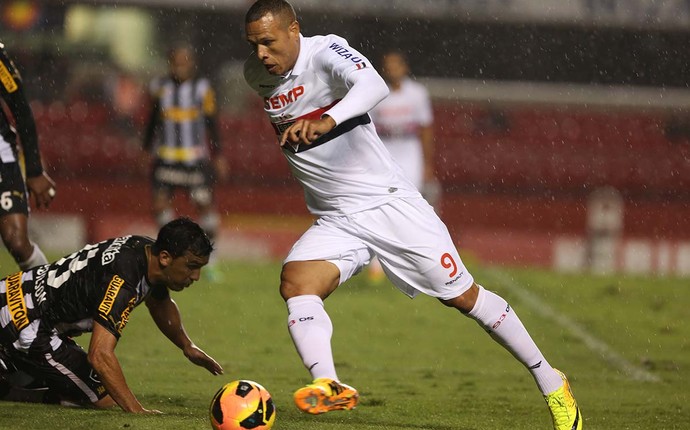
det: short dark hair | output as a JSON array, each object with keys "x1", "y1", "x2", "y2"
[
  {"x1": 152, "y1": 217, "x2": 214, "y2": 258},
  {"x1": 168, "y1": 42, "x2": 196, "y2": 61},
  {"x1": 245, "y1": 0, "x2": 296, "y2": 25}
]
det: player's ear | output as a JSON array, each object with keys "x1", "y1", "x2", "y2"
[
  {"x1": 288, "y1": 20, "x2": 299, "y2": 36},
  {"x1": 158, "y1": 250, "x2": 174, "y2": 267}
]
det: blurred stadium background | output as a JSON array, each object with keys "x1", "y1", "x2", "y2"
[{"x1": 1, "y1": 0, "x2": 689, "y2": 276}]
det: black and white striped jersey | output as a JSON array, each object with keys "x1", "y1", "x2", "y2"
[
  {"x1": 143, "y1": 76, "x2": 220, "y2": 166},
  {"x1": 0, "y1": 236, "x2": 167, "y2": 353}
]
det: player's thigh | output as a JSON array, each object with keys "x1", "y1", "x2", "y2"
[
  {"x1": 282, "y1": 217, "x2": 372, "y2": 298},
  {"x1": 359, "y1": 198, "x2": 474, "y2": 300},
  {"x1": 10, "y1": 331, "x2": 107, "y2": 405},
  {"x1": 0, "y1": 162, "x2": 29, "y2": 218}
]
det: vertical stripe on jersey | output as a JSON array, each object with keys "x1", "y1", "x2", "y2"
[
  {"x1": 157, "y1": 77, "x2": 209, "y2": 165},
  {"x1": 174, "y1": 81, "x2": 185, "y2": 151},
  {"x1": 162, "y1": 81, "x2": 176, "y2": 154}
]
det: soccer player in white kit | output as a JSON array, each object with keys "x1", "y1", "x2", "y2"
[
  {"x1": 243, "y1": 1, "x2": 582, "y2": 429},
  {"x1": 371, "y1": 50, "x2": 435, "y2": 194},
  {"x1": 368, "y1": 51, "x2": 439, "y2": 282}
]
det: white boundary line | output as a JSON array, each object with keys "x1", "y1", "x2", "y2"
[{"x1": 486, "y1": 269, "x2": 661, "y2": 383}]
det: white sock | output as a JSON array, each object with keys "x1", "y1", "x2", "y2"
[
  {"x1": 286, "y1": 295, "x2": 338, "y2": 381},
  {"x1": 468, "y1": 285, "x2": 563, "y2": 395},
  {"x1": 18, "y1": 243, "x2": 48, "y2": 271}
]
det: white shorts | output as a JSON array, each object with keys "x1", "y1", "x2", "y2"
[{"x1": 284, "y1": 197, "x2": 474, "y2": 300}]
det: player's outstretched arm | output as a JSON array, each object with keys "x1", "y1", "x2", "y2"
[
  {"x1": 88, "y1": 323, "x2": 160, "y2": 413},
  {"x1": 145, "y1": 294, "x2": 224, "y2": 376}
]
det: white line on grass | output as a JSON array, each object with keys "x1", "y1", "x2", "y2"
[{"x1": 485, "y1": 269, "x2": 661, "y2": 383}]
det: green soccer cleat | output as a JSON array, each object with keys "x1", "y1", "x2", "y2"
[
  {"x1": 545, "y1": 369, "x2": 582, "y2": 430},
  {"x1": 293, "y1": 378, "x2": 359, "y2": 414}
]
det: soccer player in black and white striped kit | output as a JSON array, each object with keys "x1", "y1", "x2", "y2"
[
  {"x1": 142, "y1": 44, "x2": 227, "y2": 247},
  {"x1": 0, "y1": 218, "x2": 222, "y2": 412},
  {"x1": 0, "y1": 42, "x2": 56, "y2": 272}
]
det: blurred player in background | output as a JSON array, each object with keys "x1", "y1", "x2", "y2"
[
  {"x1": 371, "y1": 50, "x2": 438, "y2": 203},
  {"x1": 142, "y1": 43, "x2": 228, "y2": 273},
  {"x1": 0, "y1": 42, "x2": 56, "y2": 272},
  {"x1": 0, "y1": 217, "x2": 223, "y2": 413},
  {"x1": 243, "y1": 1, "x2": 582, "y2": 429},
  {"x1": 368, "y1": 50, "x2": 439, "y2": 282}
]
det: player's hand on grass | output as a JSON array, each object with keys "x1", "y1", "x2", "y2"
[
  {"x1": 26, "y1": 172, "x2": 56, "y2": 209},
  {"x1": 184, "y1": 344, "x2": 224, "y2": 375},
  {"x1": 280, "y1": 115, "x2": 336, "y2": 146}
]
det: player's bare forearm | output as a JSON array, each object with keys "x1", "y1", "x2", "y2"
[
  {"x1": 88, "y1": 324, "x2": 148, "y2": 413},
  {"x1": 146, "y1": 295, "x2": 193, "y2": 351},
  {"x1": 146, "y1": 295, "x2": 223, "y2": 375}
]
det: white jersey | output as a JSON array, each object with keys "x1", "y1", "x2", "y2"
[
  {"x1": 244, "y1": 34, "x2": 420, "y2": 216},
  {"x1": 370, "y1": 78, "x2": 433, "y2": 189}
]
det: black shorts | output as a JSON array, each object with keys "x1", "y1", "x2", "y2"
[
  {"x1": 151, "y1": 160, "x2": 214, "y2": 206},
  {"x1": 3, "y1": 320, "x2": 108, "y2": 404},
  {"x1": 0, "y1": 162, "x2": 29, "y2": 216}
]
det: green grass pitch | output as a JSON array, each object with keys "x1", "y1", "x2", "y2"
[{"x1": 0, "y1": 256, "x2": 688, "y2": 429}]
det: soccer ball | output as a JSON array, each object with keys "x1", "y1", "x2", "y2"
[{"x1": 209, "y1": 380, "x2": 276, "y2": 430}]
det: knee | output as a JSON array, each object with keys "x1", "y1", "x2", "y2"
[
  {"x1": 440, "y1": 283, "x2": 479, "y2": 314},
  {"x1": 0, "y1": 227, "x2": 31, "y2": 259},
  {"x1": 279, "y1": 261, "x2": 339, "y2": 301},
  {"x1": 279, "y1": 277, "x2": 299, "y2": 301}
]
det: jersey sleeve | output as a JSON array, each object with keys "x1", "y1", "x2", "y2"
[
  {"x1": 93, "y1": 273, "x2": 139, "y2": 339},
  {"x1": 0, "y1": 44, "x2": 43, "y2": 177},
  {"x1": 313, "y1": 36, "x2": 389, "y2": 126},
  {"x1": 93, "y1": 243, "x2": 146, "y2": 340},
  {"x1": 199, "y1": 78, "x2": 221, "y2": 154}
]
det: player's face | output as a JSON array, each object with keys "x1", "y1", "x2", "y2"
[
  {"x1": 246, "y1": 13, "x2": 300, "y2": 76},
  {"x1": 170, "y1": 48, "x2": 195, "y2": 82},
  {"x1": 381, "y1": 53, "x2": 409, "y2": 85},
  {"x1": 163, "y1": 250, "x2": 209, "y2": 291}
]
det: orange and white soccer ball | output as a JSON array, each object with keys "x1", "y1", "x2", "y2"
[{"x1": 209, "y1": 380, "x2": 276, "y2": 430}]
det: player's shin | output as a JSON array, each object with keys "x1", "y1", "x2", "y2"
[
  {"x1": 467, "y1": 285, "x2": 563, "y2": 395},
  {"x1": 286, "y1": 295, "x2": 338, "y2": 381}
]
